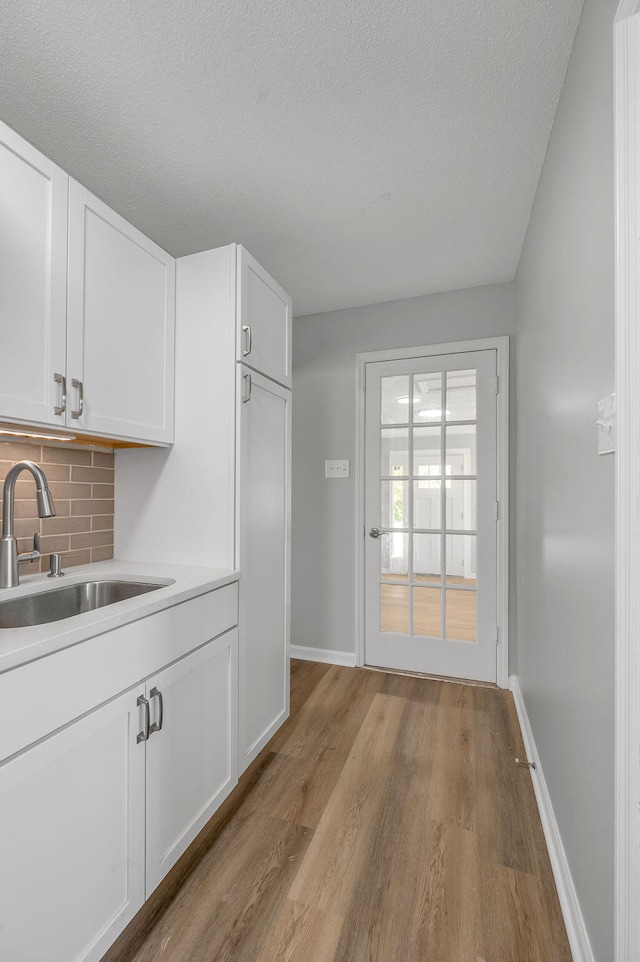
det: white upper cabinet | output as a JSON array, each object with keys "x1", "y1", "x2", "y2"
[
  {"x1": 0, "y1": 120, "x2": 68, "y2": 426},
  {"x1": 0, "y1": 119, "x2": 175, "y2": 445},
  {"x1": 67, "y1": 182, "x2": 175, "y2": 444},
  {"x1": 237, "y1": 246, "x2": 292, "y2": 388}
]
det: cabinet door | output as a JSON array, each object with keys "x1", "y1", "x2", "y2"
[
  {"x1": 0, "y1": 120, "x2": 67, "y2": 427},
  {"x1": 237, "y1": 246, "x2": 292, "y2": 388},
  {"x1": 145, "y1": 628, "x2": 239, "y2": 894},
  {"x1": 67, "y1": 180, "x2": 175, "y2": 444},
  {"x1": 0, "y1": 687, "x2": 145, "y2": 962},
  {"x1": 238, "y1": 368, "x2": 291, "y2": 772}
]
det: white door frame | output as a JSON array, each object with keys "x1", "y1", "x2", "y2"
[
  {"x1": 615, "y1": 4, "x2": 640, "y2": 958},
  {"x1": 355, "y1": 335, "x2": 509, "y2": 688}
]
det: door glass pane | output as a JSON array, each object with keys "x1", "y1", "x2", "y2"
[
  {"x1": 446, "y1": 424, "x2": 476, "y2": 475},
  {"x1": 446, "y1": 480, "x2": 476, "y2": 531},
  {"x1": 445, "y1": 589, "x2": 476, "y2": 642},
  {"x1": 413, "y1": 372, "x2": 443, "y2": 422},
  {"x1": 381, "y1": 480, "x2": 408, "y2": 528},
  {"x1": 381, "y1": 584, "x2": 409, "y2": 634},
  {"x1": 413, "y1": 426, "x2": 441, "y2": 475},
  {"x1": 413, "y1": 534, "x2": 441, "y2": 581},
  {"x1": 445, "y1": 535, "x2": 477, "y2": 586},
  {"x1": 446, "y1": 369, "x2": 476, "y2": 421},
  {"x1": 381, "y1": 375, "x2": 410, "y2": 424},
  {"x1": 381, "y1": 428, "x2": 409, "y2": 477},
  {"x1": 413, "y1": 479, "x2": 441, "y2": 530},
  {"x1": 381, "y1": 532, "x2": 409, "y2": 581},
  {"x1": 413, "y1": 587, "x2": 441, "y2": 638}
]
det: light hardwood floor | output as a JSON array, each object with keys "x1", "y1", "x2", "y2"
[{"x1": 105, "y1": 661, "x2": 571, "y2": 962}]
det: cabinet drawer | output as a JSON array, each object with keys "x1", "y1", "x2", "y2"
[{"x1": 0, "y1": 582, "x2": 238, "y2": 762}]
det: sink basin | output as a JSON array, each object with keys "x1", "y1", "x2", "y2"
[{"x1": 0, "y1": 580, "x2": 166, "y2": 629}]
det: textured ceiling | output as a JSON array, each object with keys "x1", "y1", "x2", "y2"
[{"x1": 0, "y1": 0, "x2": 583, "y2": 316}]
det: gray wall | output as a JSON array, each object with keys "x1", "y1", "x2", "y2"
[
  {"x1": 292, "y1": 283, "x2": 515, "y2": 654},
  {"x1": 514, "y1": 0, "x2": 616, "y2": 958}
]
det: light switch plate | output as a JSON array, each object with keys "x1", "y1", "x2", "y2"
[
  {"x1": 597, "y1": 393, "x2": 616, "y2": 455},
  {"x1": 325, "y1": 459, "x2": 350, "y2": 478}
]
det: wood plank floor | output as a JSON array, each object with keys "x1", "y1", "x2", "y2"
[{"x1": 106, "y1": 661, "x2": 571, "y2": 962}]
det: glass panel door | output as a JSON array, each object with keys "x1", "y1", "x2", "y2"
[{"x1": 364, "y1": 350, "x2": 497, "y2": 682}]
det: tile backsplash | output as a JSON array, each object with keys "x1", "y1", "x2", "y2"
[{"x1": 0, "y1": 441, "x2": 114, "y2": 573}]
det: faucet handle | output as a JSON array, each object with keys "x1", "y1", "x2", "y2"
[{"x1": 17, "y1": 532, "x2": 42, "y2": 565}]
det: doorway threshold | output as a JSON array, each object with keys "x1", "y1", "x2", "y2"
[{"x1": 363, "y1": 663, "x2": 499, "y2": 689}]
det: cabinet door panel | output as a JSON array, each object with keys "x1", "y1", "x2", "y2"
[
  {"x1": 0, "y1": 121, "x2": 67, "y2": 426},
  {"x1": 145, "y1": 628, "x2": 238, "y2": 894},
  {"x1": 0, "y1": 688, "x2": 145, "y2": 962},
  {"x1": 67, "y1": 181, "x2": 175, "y2": 443},
  {"x1": 237, "y1": 246, "x2": 292, "y2": 388},
  {"x1": 239, "y1": 369, "x2": 290, "y2": 772}
]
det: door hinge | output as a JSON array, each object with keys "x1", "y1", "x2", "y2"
[
  {"x1": 495, "y1": 500, "x2": 500, "y2": 521},
  {"x1": 490, "y1": 375, "x2": 499, "y2": 395},
  {"x1": 495, "y1": 625, "x2": 500, "y2": 645}
]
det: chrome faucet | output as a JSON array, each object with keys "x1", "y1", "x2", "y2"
[{"x1": 0, "y1": 461, "x2": 56, "y2": 589}]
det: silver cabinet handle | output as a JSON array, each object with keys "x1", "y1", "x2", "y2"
[
  {"x1": 137, "y1": 695, "x2": 150, "y2": 743},
  {"x1": 242, "y1": 324, "x2": 252, "y2": 357},
  {"x1": 53, "y1": 373, "x2": 66, "y2": 416},
  {"x1": 149, "y1": 687, "x2": 164, "y2": 734},
  {"x1": 71, "y1": 378, "x2": 83, "y2": 419},
  {"x1": 242, "y1": 371, "x2": 252, "y2": 403},
  {"x1": 369, "y1": 527, "x2": 382, "y2": 538}
]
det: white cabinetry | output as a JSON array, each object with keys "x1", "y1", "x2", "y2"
[
  {"x1": 0, "y1": 688, "x2": 145, "y2": 962},
  {"x1": 66, "y1": 182, "x2": 175, "y2": 443},
  {"x1": 237, "y1": 246, "x2": 292, "y2": 388},
  {"x1": 116, "y1": 244, "x2": 291, "y2": 775},
  {"x1": 0, "y1": 121, "x2": 68, "y2": 425},
  {"x1": 239, "y1": 369, "x2": 290, "y2": 768},
  {"x1": 0, "y1": 119, "x2": 175, "y2": 445},
  {"x1": 145, "y1": 629, "x2": 238, "y2": 893},
  {"x1": 0, "y1": 582, "x2": 238, "y2": 962}
]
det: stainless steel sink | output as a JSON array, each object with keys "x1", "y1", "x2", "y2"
[{"x1": 0, "y1": 580, "x2": 166, "y2": 629}]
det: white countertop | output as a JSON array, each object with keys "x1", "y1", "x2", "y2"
[{"x1": 0, "y1": 559, "x2": 239, "y2": 674}]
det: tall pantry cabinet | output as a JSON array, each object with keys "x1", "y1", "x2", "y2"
[{"x1": 116, "y1": 244, "x2": 291, "y2": 774}]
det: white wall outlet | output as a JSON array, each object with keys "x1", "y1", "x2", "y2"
[
  {"x1": 325, "y1": 459, "x2": 350, "y2": 478},
  {"x1": 597, "y1": 393, "x2": 616, "y2": 455}
]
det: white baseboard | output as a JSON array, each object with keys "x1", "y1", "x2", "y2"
[
  {"x1": 509, "y1": 675, "x2": 595, "y2": 962},
  {"x1": 290, "y1": 644, "x2": 357, "y2": 668}
]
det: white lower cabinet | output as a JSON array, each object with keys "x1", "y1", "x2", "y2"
[
  {"x1": 145, "y1": 629, "x2": 238, "y2": 893},
  {"x1": 0, "y1": 688, "x2": 145, "y2": 962},
  {"x1": 0, "y1": 595, "x2": 238, "y2": 962}
]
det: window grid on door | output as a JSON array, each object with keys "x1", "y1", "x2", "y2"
[{"x1": 379, "y1": 369, "x2": 478, "y2": 642}]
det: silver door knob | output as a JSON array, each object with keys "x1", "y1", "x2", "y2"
[{"x1": 369, "y1": 527, "x2": 382, "y2": 538}]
